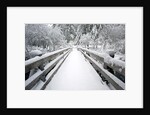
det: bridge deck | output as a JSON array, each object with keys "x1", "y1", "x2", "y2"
[{"x1": 45, "y1": 48, "x2": 111, "y2": 90}]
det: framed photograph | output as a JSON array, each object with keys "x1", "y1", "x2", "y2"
[{"x1": 2, "y1": 0, "x2": 147, "y2": 110}]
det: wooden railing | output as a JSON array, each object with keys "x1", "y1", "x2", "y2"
[
  {"x1": 78, "y1": 47, "x2": 125, "y2": 90},
  {"x1": 25, "y1": 48, "x2": 70, "y2": 73},
  {"x1": 25, "y1": 47, "x2": 71, "y2": 90}
]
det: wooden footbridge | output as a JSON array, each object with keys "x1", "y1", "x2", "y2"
[{"x1": 25, "y1": 47, "x2": 125, "y2": 90}]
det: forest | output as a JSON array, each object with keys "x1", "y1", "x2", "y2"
[{"x1": 25, "y1": 24, "x2": 125, "y2": 61}]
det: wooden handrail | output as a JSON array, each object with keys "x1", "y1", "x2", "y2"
[
  {"x1": 78, "y1": 47, "x2": 125, "y2": 77},
  {"x1": 79, "y1": 49, "x2": 125, "y2": 90},
  {"x1": 25, "y1": 49, "x2": 71, "y2": 90},
  {"x1": 25, "y1": 47, "x2": 70, "y2": 73},
  {"x1": 36, "y1": 50, "x2": 71, "y2": 90}
]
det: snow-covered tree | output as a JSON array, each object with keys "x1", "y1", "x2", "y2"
[
  {"x1": 25, "y1": 24, "x2": 125, "y2": 60},
  {"x1": 25, "y1": 24, "x2": 67, "y2": 60}
]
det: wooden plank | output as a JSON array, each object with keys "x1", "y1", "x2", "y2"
[
  {"x1": 78, "y1": 47, "x2": 104, "y2": 63},
  {"x1": 41, "y1": 50, "x2": 71, "y2": 90},
  {"x1": 25, "y1": 50, "x2": 71, "y2": 90},
  {"x1": 80, "y1": 50, "x2": 125, "y2": 90},
  {"x1": 25, "y1": 48, "x2": 70, "y2": 73},
  {"x1": 78, "y1": 47, "x2": 125, "y2": 77}
]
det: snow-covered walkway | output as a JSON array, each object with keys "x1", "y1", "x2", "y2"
[{"x1": 45, "y1": 48, "x2": 111, "y2": 90}]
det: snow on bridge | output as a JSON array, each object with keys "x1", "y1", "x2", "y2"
[{"x1": 44, "y1": 48, "x2": 112, "y2": 90}]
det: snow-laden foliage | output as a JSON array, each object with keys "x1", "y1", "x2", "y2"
[
  {"x1": 25, "y1": 24, "x2": 125, "y2": 61},
  {"x1": 25, "y1": 24, "x2": 67, "y2": 60},
  {"x1": 99, "y1": 24, "x2": 125, "y2": 53},
  {"x1": 48, "y1": 26, "x2": 67, "y2": 50},
  {"x1": 75, "y1": 24, "x2": 125, "y2": 60},
  {"x1": 79, "y1": 33, "x2": 92, "y2": 48}
]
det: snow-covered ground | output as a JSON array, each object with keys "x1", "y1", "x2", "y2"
[{"x1": 45, "y1": 48, "x2": 111, "y2": 90}]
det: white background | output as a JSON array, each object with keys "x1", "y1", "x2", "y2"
[{"x1": 7, "y1": 7, "x2": 143, "y2": 108}]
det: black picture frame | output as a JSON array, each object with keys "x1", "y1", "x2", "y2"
[{"x1": 1, "y1": 0, "x2": 149, "y2": 113}]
